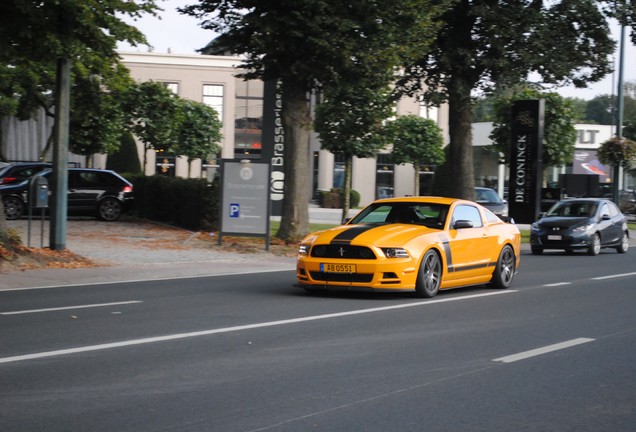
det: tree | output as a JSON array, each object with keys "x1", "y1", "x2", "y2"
[
  {"x1": 171, "y1": 99, "x2": 223, "y2": 174},
  {"x1": 0, "y1": 0, "x2": 160, "y2": 251},
  {"x1": 314, "y1": 78, "x2": 395, "y2": 221},
  {"x1": 490, "y1": 88, "x2": 578, "y2": 168},
  {"x1": 597, "y1": 136, "x2": 636, "y2": 170},
  {"x1": 123, "y1": 81, "x2": 181, "y2": 172},
  {"x1": 106, "y1": 131, "x2": 142, "y2": 175},
  {"x1": 387, "y1": 115, "x2": 446, "y2": 196},
  {"x1": 182, "y1": 0, "x2": 448, "y2": 242},
  {"x1": 396, "y1": 0, "x2": 616, "y2": 200}
]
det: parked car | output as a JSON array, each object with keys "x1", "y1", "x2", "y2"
[
  {"x1": 475, "y1": 187, "x2": 509, "y2": 219},
  {"x1": 530, "y1": 198, "x2": 629, "y2": 256},
  {"x1": 0, "y1": 162, "x2": 51, "y2": 186},
  {"x1": 297, "y1": 196, "x2": 521, "y2": 297},
  {"x1": 619, "y1": 189, "x2": 636, "y2": 215},
  {"x1": 1, "y1": 168, "x2": 134, "y2": 221}
]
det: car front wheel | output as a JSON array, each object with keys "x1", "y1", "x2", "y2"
[
  {"x1": 415, "y1": 250, "x2": 441, "y2": 298},
  {"x1": 3, "y1": 196, "x2": 25, "y2": 220},
  {"x1": 97, "y1": 197, "x2": 123, "y2": 221},
  {"x1": 489, "y1": 245, "x2": 516, "y2": 289},
  {"x1": 616, "y1": 232, "x2": 629, "y2": 254},
  {"x1": 588, "y1": 233, "x2": 601, "y2": 256}
]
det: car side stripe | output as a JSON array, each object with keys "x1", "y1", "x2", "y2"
[
  {"x1": 331, "y1": 225, "x2": 378, "y2": 244},
  {"x1": 439, "y1": 235, "x2": 453, "y2": 272}
]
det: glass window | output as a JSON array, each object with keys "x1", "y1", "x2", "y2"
[
  {"x1": 451, "y1": 205, "x2": 483, "y2": 228},
  {"x1": 163, "y1": 82, "x2": 179, "y2": 95},
  {"x1": 234, "y1": 79, "x2": 263, "y2": 158},
  {"x1": 203, "y1": 84, "x2": 224, "y2": 121},
  {"x1": 376, "y1": 154, "x2": 394, "y2": 199}
]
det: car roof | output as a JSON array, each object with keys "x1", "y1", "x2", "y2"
[{"x1": 371, "y1": 196, "x2": 464, "y2": 206}]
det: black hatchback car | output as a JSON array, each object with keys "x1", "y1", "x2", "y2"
[
  {"x1": 530, "y1": 198, "x2": 629, "y2": 256},
  {"x1": 0, "y1": 162, "x2": 51, "y2": 186},
  {"x1": 1, "y1": 168, "x2": 134, "y2": 221}
]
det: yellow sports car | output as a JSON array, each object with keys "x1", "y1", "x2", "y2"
[{"x1": 297, "y1": 196, "x2": 521, "y2": 297}]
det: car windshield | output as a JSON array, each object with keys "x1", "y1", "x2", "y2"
[
  {"x1": 349, "y1": 202, "x2": 449, "y2": 229},
  {"x1": 475, "y1": 188, "x2": 501, "y2": 203},
  {"x1": 546, "y1": 201, "x2": 598, "y2": 218}
]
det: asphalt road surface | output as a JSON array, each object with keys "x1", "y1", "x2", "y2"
[{"x1": 1, "y1": 251, "x2": 635, "y2": 431}]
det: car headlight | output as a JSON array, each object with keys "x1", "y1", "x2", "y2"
[
  {"x1": 298, "y1": 244, "x2": 310, "y2": 255},
  {"x1": 572, "y1": 223, "x2": 595, "y2": 233},
  {"x1": 531, "y1": 222, "x2": 541, "y2": 232},
  {"x1": 381, "y1": 247, "x2": 409, "y2": 258}
]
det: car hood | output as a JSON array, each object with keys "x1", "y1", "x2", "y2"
[
  {"x1": 536, "y1": 216, "x2": 590, "y2": 228},
  {"x1": 305, "y1": 223, "x2": 439, "y2": 246}
]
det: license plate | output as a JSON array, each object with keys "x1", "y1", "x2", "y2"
[
  {"x1": 320, "y1": 263, "x2": 356, "y2": 273},
  {"x1": 548, "y1": 235, "x2": 562, "y2": 240}
]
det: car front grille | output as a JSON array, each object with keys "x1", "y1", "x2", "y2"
[
  {"x1": 310, "y1": 244, "x2": 376, "y2": 259},
  {"x1": 309, "y1": 272, "x2": 374, "y2": 283}
]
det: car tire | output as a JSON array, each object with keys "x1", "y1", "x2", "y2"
[
  {"x1": 97, "y1": 197, "x2": 123, "y2": 221},
  {"x1": 531, "y1": 246, "x2": 543, "y2": 255},
  {"x1": 616, "y1": 232, "x2": 629, "y2": 254},
  {"x1": 489, "y1": 244, "x2": 516, "y2": 289},
  {"x1": 587, "y1": 233, "x2": 601, "y2": 256},
  {"x1": 415, "y1": 250, "x2": 441, "y2": 298},
  {"x1": 3, "y1": 196, "x2": 25, "y2": 220}
]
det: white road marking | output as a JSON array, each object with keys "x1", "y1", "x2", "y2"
[
  {"x1": 0, "y1": 290, "x2": 515, "y2": 364},
  {"x1": 1, "y1": 301, "x2": 142, "y2": 315},
  {"x1": 493, "y1": 338, "x2": 595, "y2": 363},
  {"x1": 544, "y1": 282, "x2": 571, "y2": 287},
  {"x1": 592, "y1": 272, "x2": 636, "y2": 281}
]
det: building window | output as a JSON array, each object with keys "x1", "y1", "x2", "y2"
[
  {"x1": 419, "y1": 102, "x2": 438, "y2": 121},
  {"x1": 333, "y1": 153, "x2": 345, "y2": 189},
  {"x1": 234, "y1": 79, "x2": 263, "y2": 159},
  {"x1": 163, "y1": 82, "x2": 179, "y2": 95},
  {"x1": 376, "y1": 154, "x2": 394, "y2": 199},
  {"x1": 203, "y1": 84, "x2": 224, "y2": 122}
]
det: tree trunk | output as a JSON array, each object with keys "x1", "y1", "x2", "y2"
[
  {"x1": 446, "y1": 77, "x2": 475, "y2": 201},
  {"x1": 275, "y1": 79, "x2": 310, "y2": 242},
  {"x1": 341, "y1": 155, "x2": 352, "y2": 223}
]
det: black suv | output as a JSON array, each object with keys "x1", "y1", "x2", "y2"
[
  {"x1": 0, "y1": 162, "x2": 51, "y2": 186},
  {"x1": 1, "y1": 168, "x2": 134, "y2": 221}
]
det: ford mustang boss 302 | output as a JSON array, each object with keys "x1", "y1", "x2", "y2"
[{"x1": 297, "y1": 196, "x2": 521, "y2": 297}]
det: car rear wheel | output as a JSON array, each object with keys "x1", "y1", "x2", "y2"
[
  {"x1": 415, "y1": 250, "x2": 441, "y2": 298},
  {"x1": 489, "y1": 245, "x2": 516, "y2": 289},
  {"x1": 3, "y1": 196, "x2": 25, "y2": 220},
  {"x1": 97, "y1": 197, "x2": 123, "y2": 221},
  {"x1": 616, "y1": 232, "x2": 629, "y2": 254},
  {"x1": 587, "y1": 233, "x2": 601, "y2": 256}
]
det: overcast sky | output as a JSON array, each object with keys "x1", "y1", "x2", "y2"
[{"x1": 117, "y1": 0, "x2": 636, "y2": 101}]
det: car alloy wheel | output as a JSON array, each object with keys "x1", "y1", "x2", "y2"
[
  {"x1": 416, "y1": 250, "x2": 441, "y2": 298},
  {"x1": 490, "y1": 245, "x2": 515, "y2": 289},
  {"x1": 616, "y1": 232, "x2": 629, "y2": 254},
  {"x1": 97, "y1": 197, "x2": 123, "y2": 221},
  {"x1": 3, "y1": 197, "x2": 25, "y2": 220},
  {"x1": 588, "y1": 233, "x2": 601, "y2": 256}
]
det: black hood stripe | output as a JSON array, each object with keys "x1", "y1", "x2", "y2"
[{"x1": 331, "y1": 225, "x2": 378, "y2": 243}]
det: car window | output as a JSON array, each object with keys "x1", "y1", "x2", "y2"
[
  {"x1": 607, "y1": 202, "x2": 620, "y2": 217},
  {"x1": 548, "y1": 202, "x2": 598, "y2": 217},
  {"x1": 484, "y1": 208, "x2": 500, "y2": 223},
  {"x1": 475, "y1": 188, "x2": 501, "y2": 203},
  {"x1": 350, "y1": 202, "x2": 449, "y2": 228},
  {"x1": 450, "y1": 204, "x2": 483, "y2": 228},
  {"x1": 599, "y1": 203, "x2": 611, "y2": 218}
]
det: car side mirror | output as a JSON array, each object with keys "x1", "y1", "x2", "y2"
[{"x1": 453, "y1": 219, "x2": 474, "y2": 229}]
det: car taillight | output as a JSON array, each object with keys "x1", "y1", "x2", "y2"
[
  {"x1": 0, "y1": 177, "x2": 16, "y2": 185},
  {"x1": 122, "y1": 185, "x2": 133, "y2": 193}
]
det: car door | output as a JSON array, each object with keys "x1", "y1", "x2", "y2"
[
  {"x1": 598, "y1": 202, "x2": 623, "y2": 245},
  {"x1": 446, "y1": 204, "x2": 496, "y2": 281},
  {"x1": 67, "y1": 170, "x2": 103, "y2": 210}
]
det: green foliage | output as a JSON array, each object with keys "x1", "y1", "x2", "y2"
[
  {"x1": 172, "y1": 99, "x2": 222, "y2": 162},
  {"x1": 490, "y1": 88, "x2": 577, "y2": 167},
  {"x1": 597, "y1": 137, "x2": 636, "y2": 170},
  {"x1": 124, "y1": 81, "x2": 180, "y2": 154},
  {"x1": 130, "y1": 175, "x2": 220, "y2": 231},
  {"x1": 107, "y1": 131, "x2": 142, "y2": 175},
  {"x1": 388, "y1": 115, "x2": 446, "y2": 168}
]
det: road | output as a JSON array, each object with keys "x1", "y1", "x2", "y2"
[{"x1": 1, "y1": 251, "x2": 635, "y2": 431}]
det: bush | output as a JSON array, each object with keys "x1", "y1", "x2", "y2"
[
  {"x1": 106, "y1": 132, "x2": 142, "y2": 175},
  {"x1": 129, "y1": 175, "x2": 220, "y2": 231},
  {"x1": 319, "y1": 188, "x2": 360, "y2": 208}
]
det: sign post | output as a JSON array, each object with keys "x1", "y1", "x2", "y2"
[
  {"x1": 219, "y1": 160, "x2": 271, "y2": 250},
  {"x1": 508, "y1": 100, "x2": 545, "y2": 224}
]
